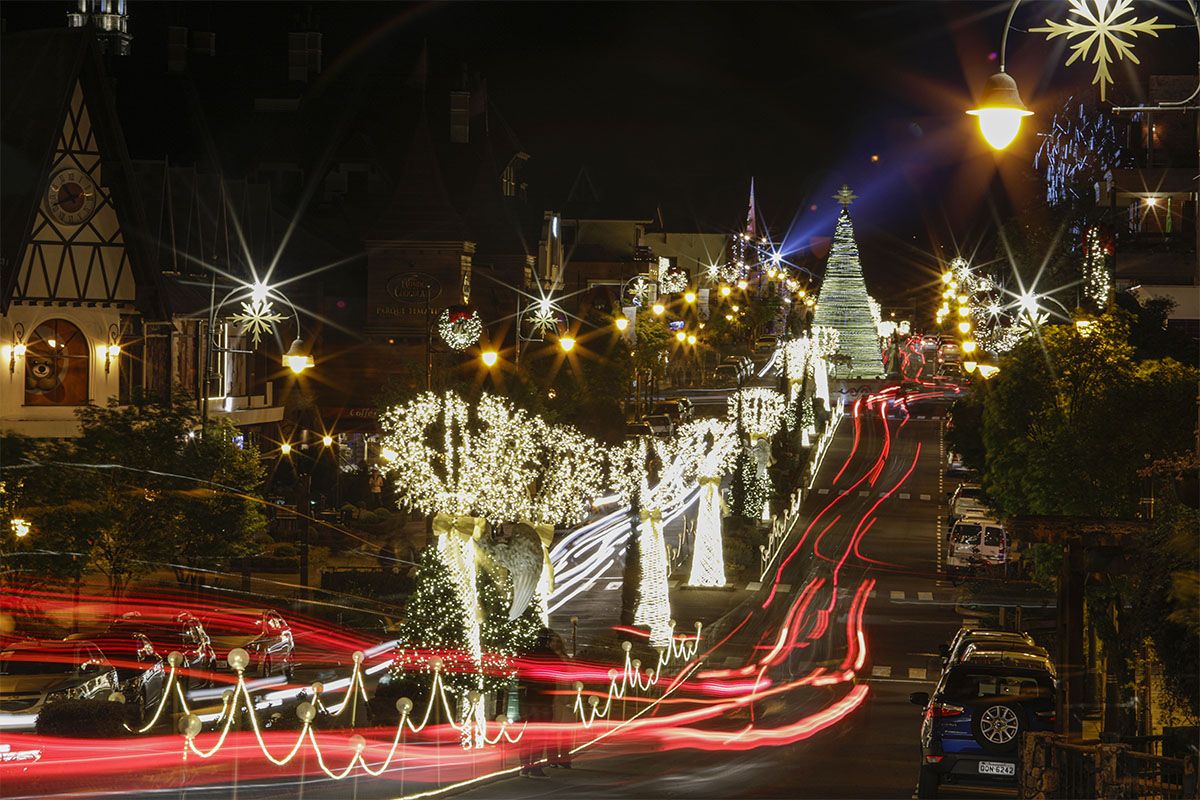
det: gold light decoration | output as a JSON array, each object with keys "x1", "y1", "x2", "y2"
[{"x1": 1031, "y1": 0, "x2": 1174, "y2": 102}]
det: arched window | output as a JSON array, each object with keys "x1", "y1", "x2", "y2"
[{"x1": 24, "y1": 319, "x2": 89, "y2": 406}]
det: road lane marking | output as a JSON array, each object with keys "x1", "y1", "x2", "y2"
[
  {"x1": 908, "y1": 667, "x2": 927, "y2": 680},
  {"x1": 604, "y1": 581, "x2": 622, "y2": 590},
  {"x1": 918, "y1": 591, "x2": 933, "y2": 601},
  {"x1": 872, "y1": 666, "x2": 892, "y2": 677},
  {"x1": 890, "y1": 590, "x2": 905, "y2": 600}
]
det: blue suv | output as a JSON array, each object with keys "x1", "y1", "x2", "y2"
[{"x1": 910, "y1": 663, "x2": 1058, "y2": 797}]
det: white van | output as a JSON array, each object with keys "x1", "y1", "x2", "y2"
[{"x1": 946, "y1": 516, "x2": 1008, "y2": 577}]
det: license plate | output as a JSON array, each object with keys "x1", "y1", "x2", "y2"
[{"x1": 979, "y1": 760, "x2": 1015, "y2": 776}]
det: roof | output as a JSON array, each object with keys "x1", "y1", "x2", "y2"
[
  {"x1": 366, "y1": 109, "x2": 469, "y2": 242},
  {"x1": 0, "y1": 28, "x2": 165, "y2": 317}
]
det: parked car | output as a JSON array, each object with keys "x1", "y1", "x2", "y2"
[
  {"x1": 753, "y1": 335, "x2": 779, "y2": 353},
  {"x1": 948, "y1": 483, "x2": 989, "y2": 522},
  {"x1": 939, "y1": 627, "x2": 1037, "y2": 666},
  {"x1": 922, "y1": 335, "x2": 941, "y2": 352},
  {"x1": 208, "y1": 610, "x2": 295, "y2": 679},
  {"x1": 959, "y1": 645, "x2": 1055, "y2": 676},
  {"x1": 0, "y1": 641, "x2": 119, "y2": 719},
  {"x1": 946, "y1": 516, "x2": 1007, "y2": 578},
  {"x1": 712, "y1": 364, "x2": 742, "y2": 388},
  {"x1": 938, "y1": 343, "x2": 962, "y2": 364},
  {"x1": 911, "y1": 661, "x2": 1058, "y2": 797},
  {"x1": 642, "y1": 414, "x2": 674, "y2": 437},
  {"x1": 81, "y1": 611, "x2": 216, "y2": 696},
  {"x1": 650, "y1": 397, "x2": 693, "y2": 424},
  {"x1": 624, "y1": 421, "x2": 654, "y2": 439},
  {"x1": 938, "y1": 362, "x2": 964, "y2": 381}
]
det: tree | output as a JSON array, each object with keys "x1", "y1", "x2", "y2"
[
  {"x1": 810, "y1": 204, "x2": 882, "y2": 378},
  {"x1": 4, "y1": 393, "x2": 265, "y2": 597}
]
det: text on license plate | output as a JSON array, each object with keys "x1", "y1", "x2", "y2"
[{"x1": 979, "y1": 761, "x2": 1015, "y2": 776}]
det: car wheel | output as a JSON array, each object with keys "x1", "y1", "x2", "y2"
[
  {"x1": 917, "y1": 765, "x2": 940, "y2": 798},
  {"x1": 973, "y1": 702, "x2": 1025, "y2": 754}
]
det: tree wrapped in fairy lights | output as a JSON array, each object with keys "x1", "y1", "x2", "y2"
[
  {"x1": 811, "y1": 187, "x2": 882, "y2": 378},
  {"x1": 680, "y1": 419, "x2": 739, "y2": 587},
  {"x1": 728, "y1": 387, "x2": 787, "y2": 520}
]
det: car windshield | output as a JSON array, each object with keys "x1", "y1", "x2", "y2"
[
  {"x1": 0, "y1": 648, "x2": 80, "y2": 675},
  {"x1": 983, "y1": 527, "x2": 1004, "y2": 547},
  {"x1": 942, "y1": 671, "x2": 1051, "y2": 702},
  {"x1": 952, "y1": 524, "x2": 982, "y2": 545},
  {"x1": 958, "y1": 487, "x2": 983, "y2": 500}
]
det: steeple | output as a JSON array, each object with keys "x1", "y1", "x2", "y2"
[{"x1": 67, "y1": 0, "x2": 132, "y2": 56}]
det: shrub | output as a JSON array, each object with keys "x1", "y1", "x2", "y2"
[{"x1": 36, "y1": 699, "x2": 131, "y2": 738}]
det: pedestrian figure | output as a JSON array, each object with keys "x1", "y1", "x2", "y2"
[{"x1": 368, "y1": 466, "x2": 384, "y2": 508}]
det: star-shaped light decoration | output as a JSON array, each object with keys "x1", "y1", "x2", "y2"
[
  {"x1": 230, "y1": 299, "x2": 286, "y2": 346},
  {"x1": 625, "y1": 277, "x2": 654, "y2": 307},
  {"x1": 833, "y1": 184, "x2": 858, "y2": 208},
  {"x1": 1032, "y1": 0, "x2": 1174, "y2": 102}
]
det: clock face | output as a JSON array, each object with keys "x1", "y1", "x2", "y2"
[{"x1": 46, "y1": 167, "x2": 98, "y2": 226}]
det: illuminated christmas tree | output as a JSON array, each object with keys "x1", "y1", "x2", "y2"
[{"x1": 812, "y1": 186, "x2": 883, "y2": 378}]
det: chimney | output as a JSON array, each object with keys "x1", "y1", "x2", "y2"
[{"x1": 288, "y1": 31, "x2": 322, "y2": 82}]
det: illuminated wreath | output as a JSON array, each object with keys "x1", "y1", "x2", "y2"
[
  {"x1": 658, "y1": 269, "x2": 688, "y2": 294},
  {"x1": 437, "y1": 307, "x2": 483, "y2": 350}
]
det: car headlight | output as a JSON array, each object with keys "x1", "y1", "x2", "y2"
[{"x1": 46, "y1": 685, "x2": 87, "y2": 703}]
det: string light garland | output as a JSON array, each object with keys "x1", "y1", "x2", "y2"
[
  {"x1": 437, "y1": 308, "x2": 483, "y2": 350},
  {"x1": 1082, "y1": 225, "x2": 1110, "y2": 309},
  {"x1": 658, "y1": 269, "x2": 688, "y2": 295},
  {"x1": 683, "y1": 419, "x2": 739, "y2": 587}
]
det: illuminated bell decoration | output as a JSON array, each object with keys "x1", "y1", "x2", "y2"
[
  {"x1": 437, "y1": 307, "x2": 483, "y2": 350},
  {"x1": 283, "y1": 338, "x2": 314, "y2": 374},
  {"x1": 967, "y1": 72, "x2": 1033, "y2": 151}
]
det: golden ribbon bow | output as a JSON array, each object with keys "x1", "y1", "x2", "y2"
[
  {"x1": 519, "y1": 519, "x2": 557, "y2": 594},
  {"x1": 639, "y1": 508, "x2": 663, "y2": 523},
  {"x1": 432, "y1": 512, "x2": 485, "y2": 541},
  {"x1": 698, "y1": 475, "x2": 722, "y2": 488}
]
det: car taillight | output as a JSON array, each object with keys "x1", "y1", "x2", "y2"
[
  {"x1": 1036, "y1": 710, "x2": 1056, "y2": 723},
  {"x1": 929, "y1": 702, "x2": 964, "y2": 718},
  {"x1": 924, "y1": 755, "x2": 944, "y2": 764}
]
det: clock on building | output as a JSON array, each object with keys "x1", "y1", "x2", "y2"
[{"x1": 46, "y1": 167, "x2": 98, "y2": 226}]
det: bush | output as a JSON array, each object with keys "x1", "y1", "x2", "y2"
[
  {"x1": 270, "y1": 542, "x2": 299, "y2": 558},
  {"x1": 36, "y1": 699, "x2": 131, "y2": 738}
]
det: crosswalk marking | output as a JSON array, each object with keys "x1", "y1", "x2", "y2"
[
  {"x1": 745, "y1": 581, "x2": 762, "y2": 591},
  {"x1": 920, "y1": 494, "x2": 931, "y2": 501},
  {"x1": 908, "y1": 667, "x2": 927, "y2": 680},
  {"x1": 918, "y1": 591, "x2": 933, "y2": 601},
  {"x1": 858, "y1": 490, "x2": 870, "y2": 497},
  {"x1": 871, "y1": 666, "x2": 892, "y2": 677},
  {"x1": 817, "y1": 488, "x2": 830, "y2": 495},
  {"x1": 899, "y1": 492, "x2": 911, "y2": 500},
  {"x1": 777, "y1": 584, "x2": 792, "y2": 594},
  {"x1": 604, "y1": 581, "x2": 622, "y2": 591},
  {"x1": 890, "y1": 590, "x2": 905, "y2": 600}
]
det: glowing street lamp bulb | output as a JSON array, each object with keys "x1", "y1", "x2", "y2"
[
  {"x1": 719, "y1": 285, "x2": 732, "y2": 297},
  {"x1": 675, "y1": 331, "x2": 687, "y2": 342},
  {"x1": 614, "y1": 316, "x2": 629, "y2": 331},
  {"x1": 321, "y1": 434, "x2": 334, "y2": 447},
  {"x1": 651, "y1": 303, "x2": 665, "y2": 316},
  {"x1": 957, "y1": 294, "x2": 968, "y2": 305},
  {"x1": 12, "y1": 342, "x2": 26, "y2": 357},
  {"x1": 481, "y1": 349, "x2": 499, "y2": 367},
  {"x1": 968, "y1": 73, "x2": 1032, "y2": 150},
  {"x1": 958, "y1": 307, "x2": 969, "y2": 318},
  {"x1": 686, "y1": 334, "x2": 697, "y2": 345},
  {"x1": 958, "y1": 321, "x2": 971, "y2": 334},
  {"x1": 11, "y1": 518, "x2": 31, "y2": 538},
  {"x1": 963, "y1": 360, "x2": 978, "y2": 373},
  {"x1": 737, "y1": 280, "x2": 748, "y2": 290},
  {"x1": 559, "y1": 336, "x2": 576, "y2": 352},
  {"x1": 767, "y1": 269, "x2": 777, "y2": 279},
  {"x1": 1018, "y1": 292, "x2": 1039, "y2": 316},
  {"x1": 107, "y1": 343, "x2": 121, "y2": 357},
  {"x1": 283, "y1": 338, "x2": 314, "y2": 374},
  {"x1": 731, "y1": 304, "x2": 740, "y2": 312},
  {"x1": 280, "y1": 442, "x2": 292, "y2": 455},
  {"x1": 250, "y1": 281, "x2": 269, "y2": 304},
  {"x1": 771, "y1": 252, "x2": 782, "y2": 265},
  {"x1": 725, "y1": 314, "x2": 734, "y2": 321},
  {"x1": 798, "y1": 289, "x2": 806, "y2": 298},
  {"x1": 961, "y1": 340, "x2": 977, "y2": 354},
  {"x1": 1145, "y1": 196, "x2": 1158, "y2": 207},
  {"x1": 684, "y1": 291, "x2": 696, "y2": 304}
]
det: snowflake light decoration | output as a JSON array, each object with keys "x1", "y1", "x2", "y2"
[
  {"x1": 624, "y1": 277, "x2": 654, "y2": 308},
  {"x1": 1015, "y1": 309, "x2": 1050, "y2": 337},
  {"x1": 524, "y1": 300, "x2": 560, "y2": 338},
  {"x1": 230, "y1": 299, "x2": 286, "y2": 346},
  {"x1": 1031, "y1": 0, "x2": 1174, "y2": 102},
  {"x1": 658, "y1": 269, "x2": 688, "y2": 295},
  {"x1": 437, "y1": 308, "x2": 483, "y2": 350}
]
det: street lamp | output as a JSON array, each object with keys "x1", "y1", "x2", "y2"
[
  {"x1": 962, "y1": 340, "x2": 978, "y2": 354},
  {"x1": 686, "y1": 334, "x2": 697, "y2": 345},
  {"x1": 559, "y1": 335, "x2": 576, "y2": 353},
  {"x1": 321, "y1": 434, "x2": 333, "y2": 447},
  {"x1": 651, "y1": 302, "x2": 666, "y2": 316},
  {"x1": 280, "y1": 442, "x2": 292, "y2": 455},
  {"x1": 968, "y1": 72, "x2": 1033, "y2": 150},
  {"x1": 614, "y1": 316, "x2": 630, "y2": 332},
  {"x1": 720, "y1": 285, "x2": 732, "y2": 297},
  {"x1": 958, "y1": 321, "x2": 972, "y2": 335},
  {"x1": 675, "y1": 330, "x2": 687, "y2": 343},
  {"x1": 11, "y1": 518, "x2": 30, "y2": 539},
  {"x1": 283, "y1": 338, "x2": 314, "y2": 374},
  {"x1": 481, "y1": 349, "x2": 499, "y2": 367},
  {"x1": 684, "y1": 291, "x2": 697, "y2": 304}
]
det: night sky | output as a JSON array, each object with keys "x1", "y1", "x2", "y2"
[{"x1": 4, "y1": 1, "x2": 1195, "y2": 306}]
